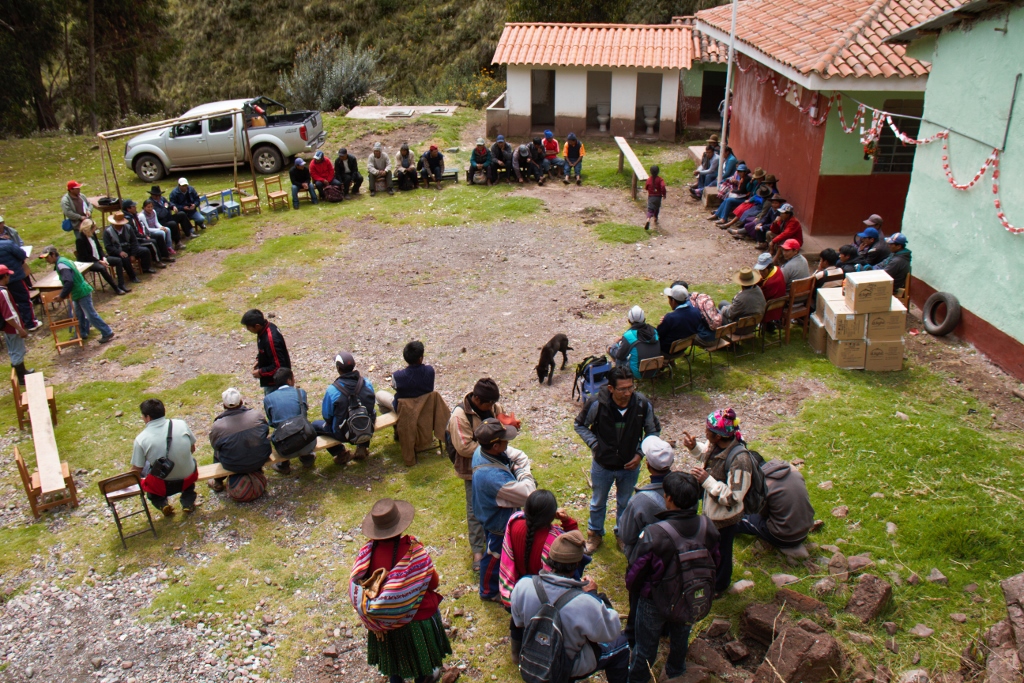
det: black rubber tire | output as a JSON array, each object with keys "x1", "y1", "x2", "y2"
[
  {"x1": 134, "y1": 154, "x2": 165, "y2": 182},
  {"x1": 252, "y1": 145, "x2": 283, "y2": 174},
  {"x1": 923, "y1": 292, "x2": 961, "y2": 336}
]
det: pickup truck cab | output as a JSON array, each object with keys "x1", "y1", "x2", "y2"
[{"x1": 125, "y1": 96, "x2": 325, "y2": 182}]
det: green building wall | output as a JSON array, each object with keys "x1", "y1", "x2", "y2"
[
  {"x1": 900, "y1": 6, "x2": 1024, "y2": 344},
  {"x1": 819, "y1": 91, "x2": 925, "y2": 176}
]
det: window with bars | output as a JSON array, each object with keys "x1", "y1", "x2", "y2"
[{"x1": 872, "y1": 99, "x2": 924, "y2": 174}]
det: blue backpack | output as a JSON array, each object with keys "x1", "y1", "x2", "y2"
[{"x1": 572, "y1": 355, "x2": 610, "y2": 402}]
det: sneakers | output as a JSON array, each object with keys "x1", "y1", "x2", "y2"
[
  {"x1": 584, "y1": 530, "x2": 602, "y2": 554},
  {"x1": 27, "y1": 321, "x2": 44, "y2": 332},
  {"x1": 98, "y1": 334, "x2": 115, "y2": 344},
  {"x1": 208, "y1": 480, "x2": 225, "y2": 493},
  {"x1": 161, "y1": 505, "x2": 175, "y2": 517},
  {"x1": 155, "y1": 262, "x2": 167, "y2": 269}
]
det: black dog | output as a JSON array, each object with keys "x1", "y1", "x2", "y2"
[{"x1": 536, "y1": 334, "x2": 573, "y2": 385}]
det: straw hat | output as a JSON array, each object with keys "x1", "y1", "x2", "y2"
[
  {"x1": 361, "y1": 499, "x2": 415, "y2": 540},
  {"x1": 107, "y1": 211, "x2": 128, "y2": 226},
  {"x1": 732, "y1": 267, "x2": 762, "y2": 287}
]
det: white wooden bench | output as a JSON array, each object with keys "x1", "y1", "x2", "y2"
[
  {"x1": 195, "y1": 411, "x2": 401, "y2": 479},
  {"x1": 25, "y1": 373, "x2": 69, "y2": 495},
  {"x1": 614, "y1": 136, "x2": 649, "y2": 200}
]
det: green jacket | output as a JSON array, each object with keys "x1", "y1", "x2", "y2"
[{"x1": 55, "y1": 256, "x2": 93, "y2": 301}]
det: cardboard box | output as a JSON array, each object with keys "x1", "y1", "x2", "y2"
[
  {"x1": 808, "y1": 312, "x2": 826, "y2": 354},
  {"x1": 866, "y1": 297, "x2": 908, "y2": 341},
  {"x1": 865, "y1": 339, "x2": 905, "y2": 371},
  {"x1": 817, "y1": 287, "x2": 845, "y2": 313},
  {"x1": 827, "y1": 336, "x2": 866, "y2": 369},
  {"x1": 844, "y1": 271, "x2": 894, "y2": 313},
  {"x1": 821, "y1": 297, "x2": 867, "y2": 340}
]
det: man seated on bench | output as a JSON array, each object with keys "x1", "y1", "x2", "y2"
[
  {"x1": 334, "y1": 148, "x2": 363, "y2": 197},
  {"x1": 512, "y1": 144, "x2": 541, "y2": 185},
  {"x1": 313, "y1": 351, "x2": 377, "y2": 465},
  {"x1": 528, "y1": 137, "x2": 550, "y2": 185},
  {"x1": 468, "y1": 138, "x2": 493, "y2": 186},
  {"x1": 490, "y1": 135, "x2": 512, "y2": 184},
  {"x1": 376, "y1": 341, "x2": 434, "y2": 414},
  {"x1": 657, "y1": 284, "x2": 714, "y2": 352},
  {"x1": 719, "y1": 267, "x2": 766, "y2": 334},
  {"x1": 208, "y1": 387, "x2": 272, "y2": 492},
  {"x1": 394, "y1": 143, "x2": 419, "y2": 191},
  {"x1": 560, "y1": 133, "x2": 585, "y2": 185},
  {"x1": 418, "y1": 146, "x2": 445, "y2": 190},
  {"x1": 367, "y1": 143, "x2": 394, "y2": 197},
  {"x1": 130, "y1": 398, "x2": 198, "y2": 516},
  {"x1": 264, "y1": 367, "x2": 316, "y2": 474}
]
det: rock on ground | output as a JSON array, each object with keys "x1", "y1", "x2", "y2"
[
  {"x1": 845, "y1": 574, "x2": 893, "y2": 624},
  {"x1": 753, "y1": 621, "x2": 842, "y2": 683}
]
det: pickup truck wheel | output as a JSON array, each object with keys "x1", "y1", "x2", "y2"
[
  {"x1": 253, "y1": 146, "x2": 283, "y2": 174},
  {"x1": 134, "y1": 154, "x2": 165, "y2": 182}
]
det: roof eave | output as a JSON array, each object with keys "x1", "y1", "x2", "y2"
[{"x1": 695, "y1": 20, "x2": 929, "y2": 91}]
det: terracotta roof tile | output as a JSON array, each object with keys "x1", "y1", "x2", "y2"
[
  {"x1": 696, "y1": 0, "x2": 958, "y2": 80},
  {"x1": 672, "y1": 16, "x2": 729, "y2": 63},
  {"x1": 493, "y1": 22, "x2": 693, "y2": 69}
]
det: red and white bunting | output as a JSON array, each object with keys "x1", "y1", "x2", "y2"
[
  {"x1": 884, "y1": 115, "x2": 947, "y2": 146},
  {"x1": 992, "y1": 154, "x2": 1024, "y2": 234},
  {"x1": 942, "y1": 139, "x2": 996, "y2": 191}
]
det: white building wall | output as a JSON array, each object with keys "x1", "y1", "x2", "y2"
[
  {"x1": 554, "y1": 68, "x2": 588, "y2": 117},
  {"x1": 610, "y1": 70, "x2": 638, "y2": 119},
  {"x1": 660, "y1": 69, "x2": 680, "y2": 124},
  {"x1": 507, "y1": 66, "x2": 532, "y2": 117}
]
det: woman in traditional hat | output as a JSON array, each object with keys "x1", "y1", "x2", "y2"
[{"x1": 350, "y1": 499, "x2": 451, "y2": 683}]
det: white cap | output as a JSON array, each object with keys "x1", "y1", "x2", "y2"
[
  {"x1": 642, "y1": 436, "x2": 674, "y2": 470},
  {"x1": 779, "y1": 203, "x2": 794, "y2": 213},
  {"x1": 476, "y1": 137, "x2": 486, "y2": 146},
  {"x1": 222, "y1": 387, "x2": 242, "y2": 408},
  {"x1": 0, "y1": 215, "x2": 4, "y2": 223},
  {"x1": 373, "y1": 142, "x2": 382, "y2": 151},
  {"x1": 663, "y1": 284, "x2": 689, "y2": 302},
  {"x1": 177, "y1": 177, "x2": 188, "y2": 186},
  {"x1": 627, "y1": 306, "x2": 646, "y2": 324}
]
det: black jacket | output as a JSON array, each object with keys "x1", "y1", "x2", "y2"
[
  {"x1": 124, "y1": 212, "x2": 154, "y2": 246},
  {"x1": 625, "y1": 508, "x2": 721, "y2": 595},
  {"x1": 103, "y1": 225, "x2": 140, "y2": 256},
  {"x1": 289, "y1": 166, "x2": 312, "y2": 186},
  {"x1": 255, "y1": 322, "x2": 290, "y2": 388},
  {"x1": 334, "y1": 155, "x2": 359, "y2": 178},
  {"x1": 574, "y1": 386, "x2": 660, "y2": 470},
  {"x1": 75, "y1": 232, "x2": 106, "y2": 263},
  {"x1": 151, "y1": 195, "x2": 177, "y2": 223}
]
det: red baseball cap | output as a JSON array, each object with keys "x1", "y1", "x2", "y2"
[
  {"x1": 0, "y1": 265, "x2": 13, "y2": 276},
  {"x1": 781, "y1": 239, "x2": 801, "y2": 250},
  {"x1": 67, "y1": 180, "x2": 84, "y2": 190}
]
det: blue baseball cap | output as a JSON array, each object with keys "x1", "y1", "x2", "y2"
[
  {"x1": 885, "y1": 232, "x2": 907, "y2": 245},
  {"x1": 294, "y1": 158, "x2": 305, "y2": 166},
  {"x1": 736, "y1": 163, "x2": 749, "y2": 172},
  {"x1": 496, "y1": 135, "x2": 505, "y2": 142},
  {"x1": 857, "y1": 227, "x2": 879, "y2": 240},
  {"x1": 544, "y1": 130, "x2": 553, "y2": 138}
]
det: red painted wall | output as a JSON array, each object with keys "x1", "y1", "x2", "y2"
[
  {"x1": 812, "y1": 174, "x2": 911, "y2": 236},
  {"x1": 729, "y1": 69, "x2": 826, "y2": 225},
  {"x1": 911, "y1": 276, "x2": 1024, "y2": 383}
]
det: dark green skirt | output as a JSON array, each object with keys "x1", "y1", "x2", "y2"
[{"x1": 366, "y1": 611, "x2": 452, "y2": 679}]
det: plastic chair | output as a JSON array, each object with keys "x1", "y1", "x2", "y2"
[
  {"x1": 198, "y1": 194, "x2": 220, "y2": 225},
  {"x1": 220, "y1": 189, "x2": 241, "y2": 218},
  {"x1": 236, "y1": 179, "x2": 261, "y2": 215},
  {"x1": 264, "y1": 176, "x2": 289, "y2": 211},
  {"x1": 98, "y1": 472, "x2": 157, "y2": 548},
  {"x1": 15, "y1": 445, "x2": 78, "y2": 518},
  {"x1": 40, "y1": 290, "x2": 83, "y2": 353}
]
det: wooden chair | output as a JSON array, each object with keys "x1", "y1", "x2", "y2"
[
  {"x1": 220, "y1": 189, "x2": 241, "y2": 218},
  {"x1": 666, "y1": 335, "x2": 696, "y2": 394},
  {"x1": 264, "y1": 175, "x2": 290, "y2": 211},
  {"x1": 14, "y1": 445, "x2": 78, "y2": 518},
  {"x1": 783, "y1": 277, "x2": 816, "y2": 344},
  {"x1": 699, "y1": 321, "x2": 736, "y2": 373},
  {"x1": 39, "y1": 290, "x2": 83, "y2": 353},
  {"x1": 760, "y1": 297, "x2": 788, "y2": 352},
  {"x1": 198, "y1": 193, "x2": 220, "y2": 225},
  {"x1": 236, "y1": 179, "x2": 262, "y2": 215},
  {"x1": 729, "y1": 315, "x2": 763, "y2": 360},
  {"x1": 98, "y1": 472, "x2": 157, "y2": 548},
  {"x1": 637, "y1": 356, "x2": 671, "y2": 392},
  {"x1": 895, "y1": 275, "x2": 911, "y2": 310},
  {"x1": 11, "y1": 368, "x2": 57, "y2": 430}
]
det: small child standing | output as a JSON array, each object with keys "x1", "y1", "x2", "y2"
[{"x1": 644, "y1": 165, "x2": 667, "y2": 230}]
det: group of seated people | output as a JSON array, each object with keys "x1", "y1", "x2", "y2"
[{"x1": 468, "y1": 130, "x2": 585, "y2": 186}]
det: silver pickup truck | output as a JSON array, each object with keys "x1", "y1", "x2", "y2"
[{"x1": 124, "y1": 96, "x2": 325, "y2": 182}]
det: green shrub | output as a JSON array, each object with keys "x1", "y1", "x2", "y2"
[{"x1": 278, "y1": 37, "x2": 386, "y2": 111}]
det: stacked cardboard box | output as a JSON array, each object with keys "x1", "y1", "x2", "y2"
[{"x1": 809, "y1": 271, "x2": 906, "y2": 371}]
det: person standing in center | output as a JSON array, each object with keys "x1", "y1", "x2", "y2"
[
  {"x1": 447, "y1": 378, "x2": 508, "y2": 573},
  {"x1": 240, "y1": 309, "x2": 290, "y2": 396},
  {"x1": 644, "y1": 165, "x2": 666, "y2": 230},
  {"x1": 40, "y1": 245, "x2": 115, "y2": 345},
  {"x1": 574, "y1": 366, "x2": 661, "y2": 554}
]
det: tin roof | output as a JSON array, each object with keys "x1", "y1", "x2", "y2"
[{"x1": 492, "y1": 23, "x2": 693, "y2": 70}]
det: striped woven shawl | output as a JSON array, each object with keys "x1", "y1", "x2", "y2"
[{"x1": 349, "y1": 536, "x2": 435, "y2": 634}]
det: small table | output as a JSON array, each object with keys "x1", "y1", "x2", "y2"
[
  {"x1": 26, "y1": 373, "x2": 64, "y2": 494},
  {"x1": 89, "y1": 196, "x2": 123, "y2": 221},
  {"x1": 33, "y1": 261, "x2": 93, "y2": 291}
]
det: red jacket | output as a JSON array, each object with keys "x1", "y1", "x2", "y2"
[
  {"x1": 770, "y1": 217, "x2": 803, "y2": 246},
  {"x1": 542, "y1": 138, "x2": 560, "y2": 160},
  {"x1": 759, "y1": 267, "x2": 787, "y2": 322},
  {"x1": 309, "y1": 158, "x2": 334, "y2": 184},
  {"x1": 645, "y1": 176, "x2": 667, "y2": 198}
]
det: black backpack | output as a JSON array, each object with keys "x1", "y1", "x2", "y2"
[
  {"x1": 271, "y1": 415, "x2": 318, "y2": 457},
  {"x1": 519, "y1": 576, "x2": 582, "y2": 683},
  {"x1": 333, "y1": 377, "x2": 374, "y2": 445},
  {"x1": 725, "y1": 446, "x2": 767, "y2": 516},
  {"x1": 650, "y1": 517, "x2": 717, "y2": 624}
]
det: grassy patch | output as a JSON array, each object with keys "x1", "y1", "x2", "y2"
[
  {"x1": 253, "y1": 279, "x2": 310, "y2": 306},
  {"x1": 142, "y1": 295, "x2": 186, "y2": 314},
  {"x1": 593, "y1": 221, "x2": 651, "y2": 243},
  {"x1": 100, "y1": 343, "x2": 155, "y2": 366},
  {"x1": 179, "y1": 300, "x2": 235, "y2": 331},
  {"x1": 205, "y1": 270, "x2": 247, "y2": 292}
]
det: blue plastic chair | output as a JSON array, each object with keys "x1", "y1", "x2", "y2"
[
  {"x1": 220, "y1": 189, "x2": 241, "y2": 218},
  {"x1": 198, "y1": 194, "x2": 220, "y2": 225}
]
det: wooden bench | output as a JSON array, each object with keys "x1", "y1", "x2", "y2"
[
  {"x1": 614, "y1": 136, "x2": 649, "y2": 200},
  {"x1": 195, "y1": 411, "x2": 401, "y2": 478},
  {"x1": 18, "y1": 372, "x2": 79, "y2": 516},
  {"x1": 11, "y1": 368, "x2": 57, "y2": 430}
]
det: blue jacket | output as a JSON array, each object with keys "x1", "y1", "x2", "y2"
[
  {"x1": 169, "y1": 186, "x2": 201, "y2": 212},
  {"x1": 471, "y1": 446, "x2": 518, "y2": 535},
  {"x1": 0, "y1": 241, "x2": 28, "y2": 282},
  {"x1": 392, "y1": 363, "x2": 434, "y2": 409},
  {"x1": 320, "y1": 371, "x2": 376, "y2": 434},
  {"x1": 657, "y1": 303, "x2": 713, "y2": 352},
  {"x1": 610, "y1": 323, "x2": 659, "y2": 379},
  {"x1": 721, "y1": 153, "x2": 738, "y2": 180},
  {"x1": 263, "y1": 385, "x2": 308, "y2": 428}
]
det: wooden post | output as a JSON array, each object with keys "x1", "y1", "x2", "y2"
[
  {"x1": 242, "y1": 121, "x2": 258, "y2": 191},
  {"x1": 231, "y1": 116, "x2": 238, "y2": 188},
  {"x1": 618, "y1": 150, "x2": 624, "y2": 173},
  {"x1": 631, "y1": 173, "x2": 638, "y2": 200},
  {"x1": 103, "y1": 138, "x2": 122, "y2": 202},
  {"x1": 98, "y1": 136, "x2": 110, "y2": 198}
]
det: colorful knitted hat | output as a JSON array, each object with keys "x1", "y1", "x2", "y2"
[{"x1": 706, "y1": 408, "x2": 741, "y2": 440}]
